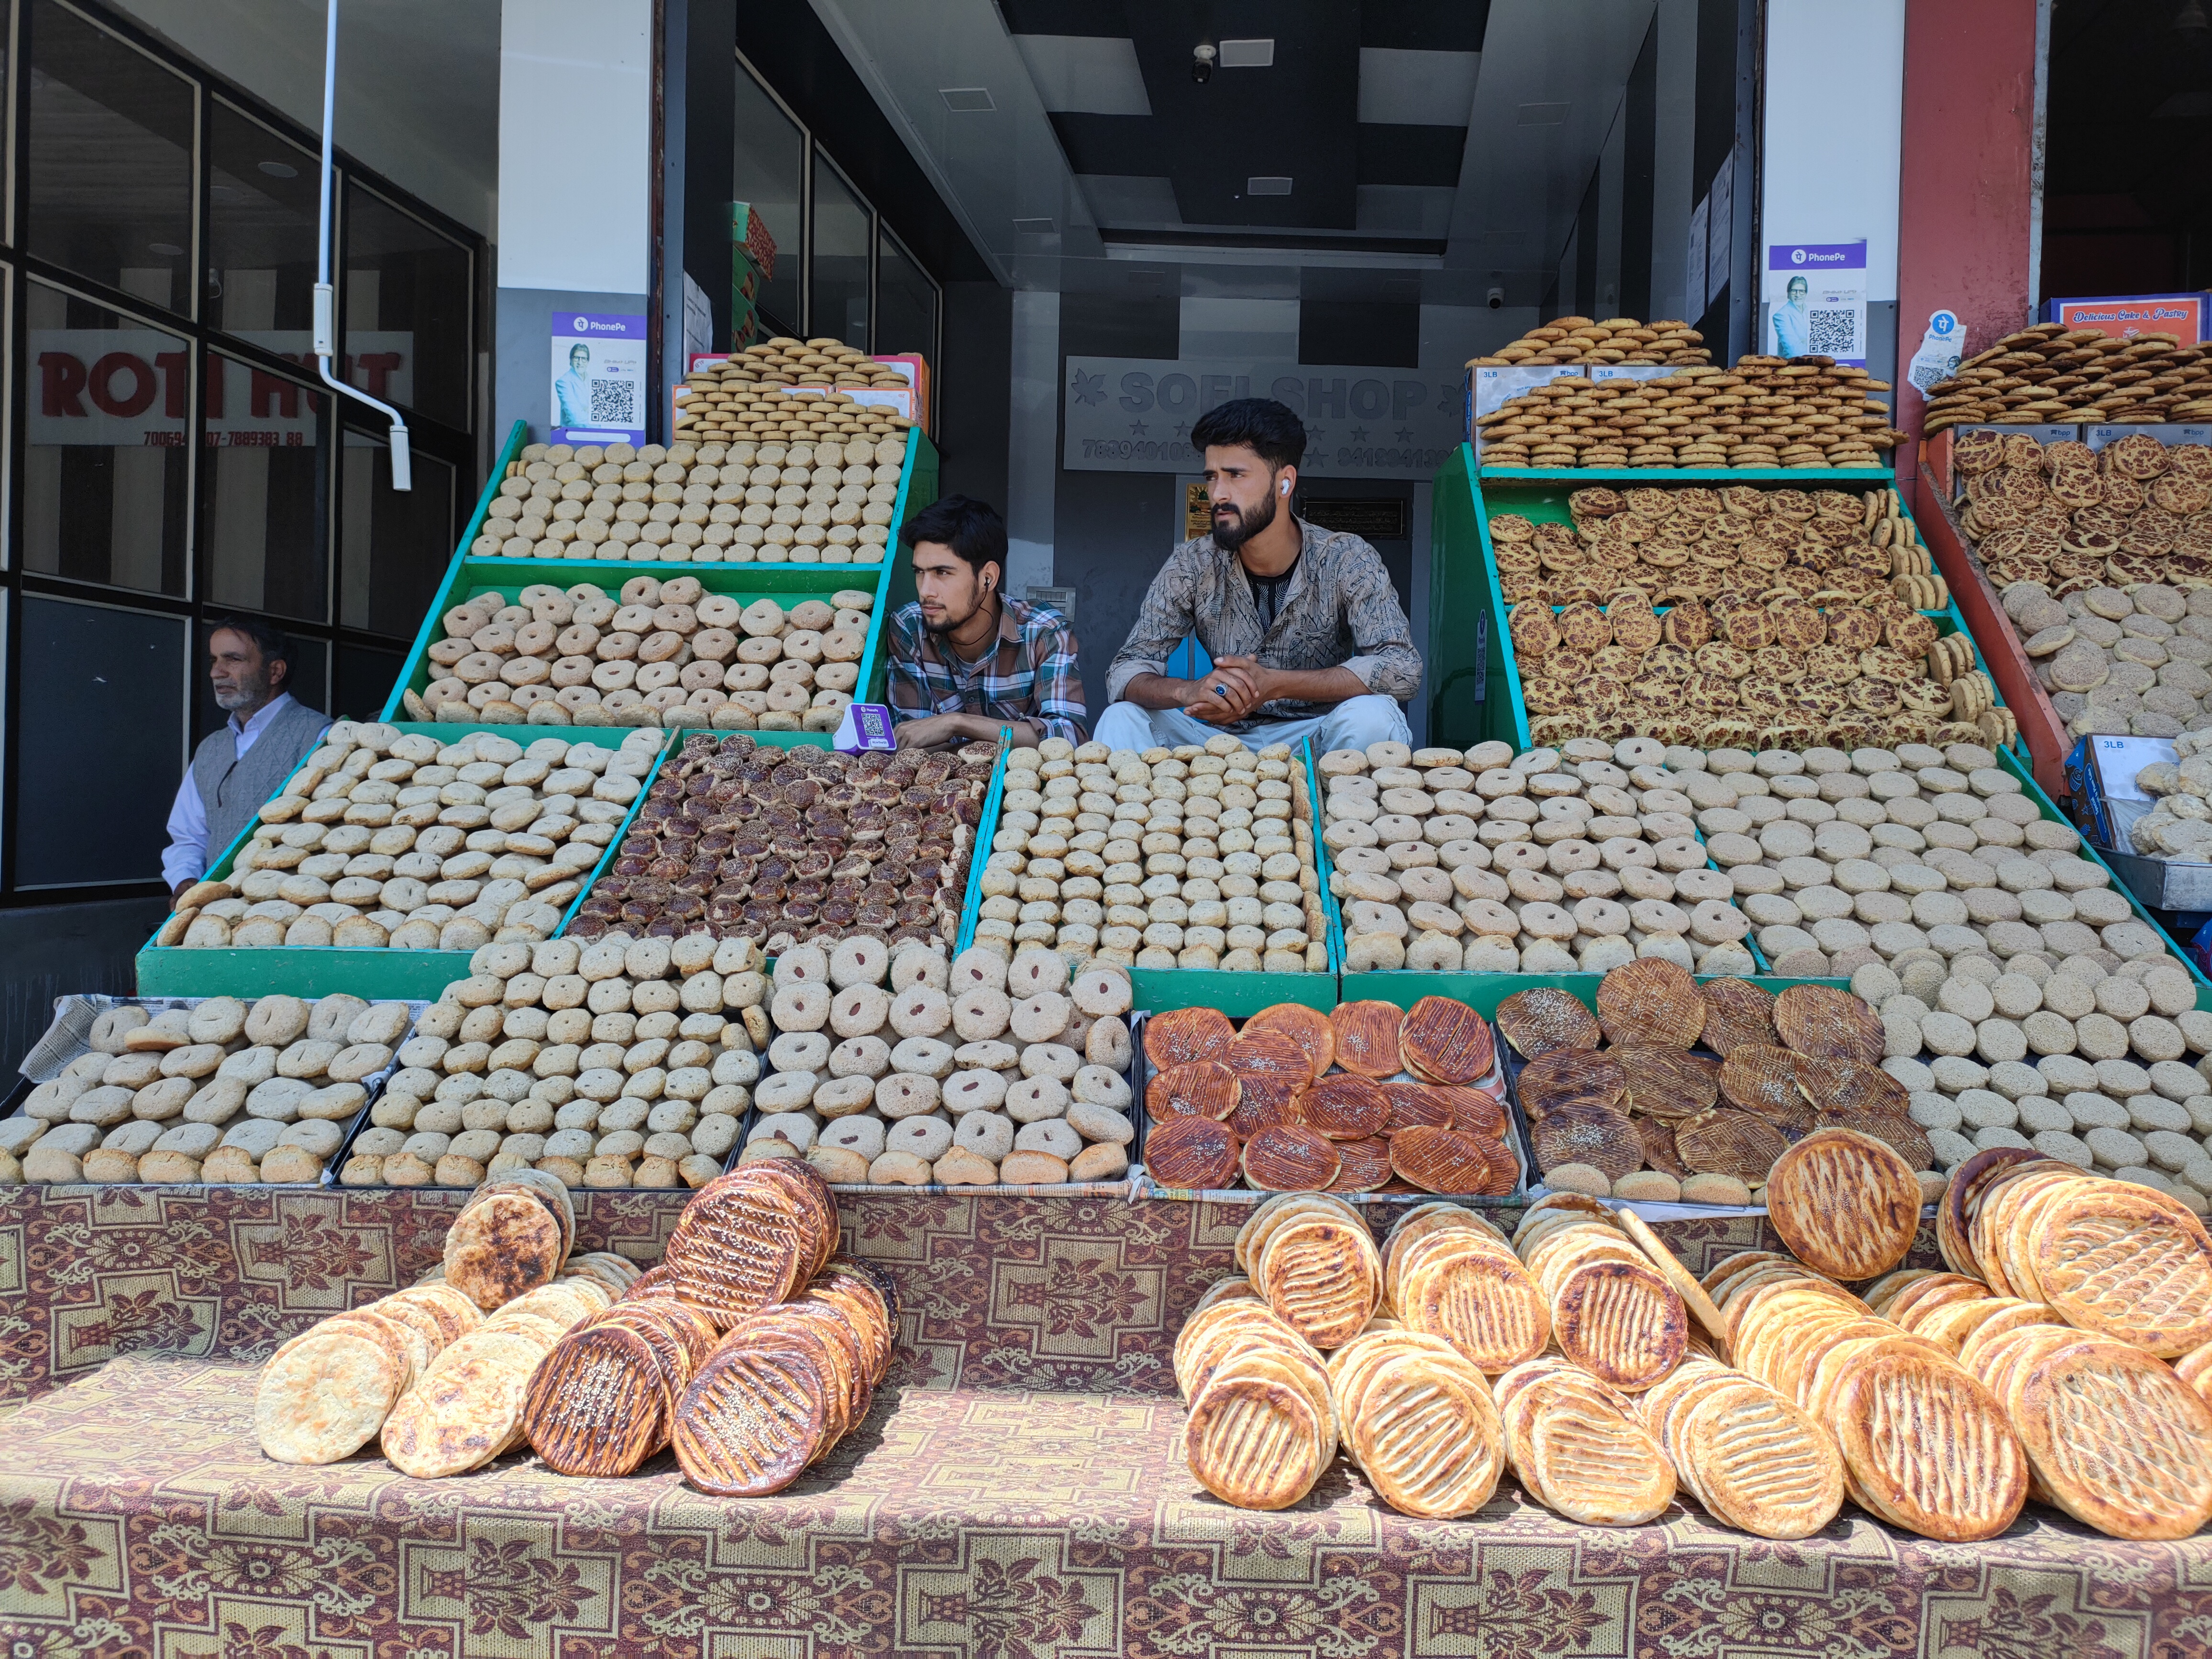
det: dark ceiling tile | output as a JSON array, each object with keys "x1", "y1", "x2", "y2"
[
  {"x1": 1048, "y1": 112, "x2": 1171, "y2": 178},
  {"x1": 996, "y1": 0, "x2": 1130, "y2": 37},
  {"x1": 1360, "y1": 0, "x2": 1490, "y2": 53},
  {"x1": 1123, "y1": 0, "x2": 1360, "y2": 229},
  {"x1": 1356, "y1": 123, "x2": 1466, "y2": 188}
]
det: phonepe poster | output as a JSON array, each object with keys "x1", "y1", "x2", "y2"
[
  {"x1": 29, "y1": 331, "x2": 411, "y2": 445},
  {"x1": 1062, "y1": 357, "x2": 1466, "y2": 480},
  {"x1": 1762, "y1": 241, "x2": 1868, "y2": 367},
  {"x1": 551, "y1": 313, "x2": 648, "y2": 445}
]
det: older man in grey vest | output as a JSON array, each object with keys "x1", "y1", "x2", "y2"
[{"x1": 162, "y1": 619, "x2": 330, "y2": 903}]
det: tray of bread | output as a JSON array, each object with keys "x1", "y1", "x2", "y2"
[
  {"x1": 334, "y1": 934, "x2": 773, "y2": 1191},
  {"x1": 1323, "y1": 735, "x2": 1758, "y2": 976},
  {"x1": 1495, "y1": 961, "x2": 1946, "y2": 1207},
  {"x1": 1175, "y1": 1154, "x2": 2212, "y2": 1540},
  {"x1": 1137, "y1": 997, "x2": 1524, "y2": 1201},
  {"x1": 568, "y1": 730, "x2": 994, "y2": 949},
  {"x1": 1923, "y1": 324, "x2": 2212, "y2": 432},
  {"x1": 8, "y1": 993, "x2": 425, "y2": 1186},
  {"x1": 1851, "y1": 945, "x2": 2212, "y2": 1214},
  {"x1": 1472, "y1": 356, "x2": 1902, "y2": 471},
  {"x1": 734, "y1": 938, "x2": 1138, "y2": 1192}
]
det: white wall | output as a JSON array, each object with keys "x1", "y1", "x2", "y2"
[
  {"x1": 1760, "y1": 0, "x2": 1906, "y2": 303},
  {"x1": 498, "y1": 0, "x2": 653, "y2": 293}
]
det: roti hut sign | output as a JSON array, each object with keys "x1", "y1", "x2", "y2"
[{"x1": 1064, "y1": 355, "x2": 1464, "y2": 480}]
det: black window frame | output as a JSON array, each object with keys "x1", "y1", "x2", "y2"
[{"x1": 0, "y1": 0, "x2": 488, "y2": 907}]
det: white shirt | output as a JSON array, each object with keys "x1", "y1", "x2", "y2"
[{"x1": 162, "y1": 694, "x2": 315, "y2": 889}]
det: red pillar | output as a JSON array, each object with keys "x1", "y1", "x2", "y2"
[{"x1": 1895, "y1": 0, "x2": 2041, "y2": 489}]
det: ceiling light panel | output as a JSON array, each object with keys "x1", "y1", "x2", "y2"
[
  {"x1": 940, "y1": 87, "x2": 995, "y2": 111},
  {"x1": 1218, "y1": 38, "x2": 1274, "y2": 67},
  {"x1": 1248, "y1": 176, "x2": 1293, "y2": 195}
]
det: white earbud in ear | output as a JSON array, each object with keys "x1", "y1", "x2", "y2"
[{"x1": 1279, "y1": 480, "x2": 1289, "y2": 496}]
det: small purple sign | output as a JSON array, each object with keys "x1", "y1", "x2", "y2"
[
  {"x1": 551, "y1": 312, "x2": 648, "y2": 445},
  {"x1": 835, "y1": 703, "x2": 898, "y2": 752},
  {"x1": 1768, "y1": 241, "x2": 1867, "y2": 271}
]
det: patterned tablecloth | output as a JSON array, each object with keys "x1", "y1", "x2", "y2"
[{"x1": 0, "y1": 1186, "x2": 2203, "y2": 1659}]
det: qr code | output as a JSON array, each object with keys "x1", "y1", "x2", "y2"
[
  {"x1": 1808, "y1": 307, "x2": 1859, "y2": 357},
  {"x1": 588, "y1": 378, "x2": 636, "y2": 426}
]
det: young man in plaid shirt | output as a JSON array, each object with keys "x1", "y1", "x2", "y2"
[{"x1": 885, "y1": 495, "x2": 1087, "y2": 749}]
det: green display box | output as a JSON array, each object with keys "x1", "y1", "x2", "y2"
[
  {"x1": 134, "y1": 727, "x2": 672, "y2": 1001},
  {"x1": 1335, "y1": 971, "x2": 1848, "y2": 1014},
  {"x1": 1428, "y1": 444, "x2": 2016, "y2": 763},
  {"x1": 378, "y1": 429, "x2": 940, "y2": 752},
  {"x1": 2002, "y1": 747, "x2": 2212, "y2": 1010},
  {"x1": 953, "y1": 738, "x2": 1345, "y2": 1014}
]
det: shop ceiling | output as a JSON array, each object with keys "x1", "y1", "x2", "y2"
[{"x1": 806, "y1": 0, "x2": 1658, "y2": 307}]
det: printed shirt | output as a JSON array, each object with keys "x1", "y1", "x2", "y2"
[
  {"x1": 887, "y1": 594, "x2": 1088, "y2": 743},
  {"x1": 1105, "y1": 517, "x2": 1422, "y2": 727}
]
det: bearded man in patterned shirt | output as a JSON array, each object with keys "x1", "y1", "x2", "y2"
[
  {"x1": 886, "y1": 494, "x2": 1087, "y2": 749},
  {"x1": 1095, "y1": 398, "x2": 1419, "y2": 755}
]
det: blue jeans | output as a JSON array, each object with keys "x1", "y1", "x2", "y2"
[{"x1": 1090, "y1": 693, "x2": 1411, "y2": 757}]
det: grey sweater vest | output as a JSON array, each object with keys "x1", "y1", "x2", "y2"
[{"x1": 191, "y1": 699, "x2": 329, "y2": 874}]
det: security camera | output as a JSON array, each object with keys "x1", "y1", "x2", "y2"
[
  {"x1": 1192, "y1": 43, "x2": 1216, "y2": 84},
  {"x1": 1486, "y1": 287, "x2": 1504, "y2": 310}
]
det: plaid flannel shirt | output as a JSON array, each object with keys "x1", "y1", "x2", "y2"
[{"x1": 887, "y1": 594, "x2": 1088, "y2": 743}]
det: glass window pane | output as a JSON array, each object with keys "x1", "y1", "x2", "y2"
[
  {"x1": 15, "y1": 595, "x2": 185, "y2": 887},
  {"x1": 335, "y1": 641, "x2": 403, "y2": 721},
  {"x1": 203, "y1": 351, "x2": 327, "y2": 622},
  {"x1": 345, "y1": 184, "x2": 471, "y2": 431},
  {"x1": 28, "y1": 0, "x2": 194, "y2": 311},
  {"x1": 23, "y1": 280, "x2": 189, "y2": 595},
  {"x1": 733, "y1": 67, "x2": 803, "y2": 339},
  {"x1": 811, "y1": 156, "x2": 871, "y2": 350},
  {"x1": 194, "y1": 627, "x2": 326, "y2": 740},
  {"x1": 208, "y1": 102, "x2": 320, "y2": 338},
  {"x1": 340, "y1": 428, "x2": 455, "y2": 636},
  {"x1": 875, "y1": 227, "x2": 937, "y2": 362}
]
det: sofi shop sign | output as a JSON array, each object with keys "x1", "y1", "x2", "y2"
[
  {"x1": 30, "y1": 330, "x2": 412, "y2": 446},
  {"x1": 1062, "y1": 355, "x2": 1464, "y2": 479}
]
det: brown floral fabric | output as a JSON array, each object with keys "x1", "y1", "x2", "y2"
[{"x1": 0, "y1": 1189, "x2": 2197, "y2": 1658}]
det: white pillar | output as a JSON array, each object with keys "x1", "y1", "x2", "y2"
[{"x1": 495, "y1": 0, "x2": 654, "y2": 444}]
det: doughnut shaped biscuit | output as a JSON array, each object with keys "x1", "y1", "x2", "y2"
[
  {"x1": 1008, "y1": 948, "x2": 1069, "y2": 997},
  {"x1": 943, "y1": 1070, "x2": 1010, "y2": 1115},
  {"x1": 889, "y1": 1038, "x2": 956, "y2": 1080},
  {"x1": 1018, "y1": 1043, "x2": 1082, "y2": 1084},
  {"x1": 889, "y1": 986, "x2": 953, "y2": 1040},
  {"x1": 812, "y1": 1076, "x2": 878, "y2": 1119},
  {"x1": 1009, "y1": 993, "x2": 1071, "y2": 1045},
  {"x1": 830, "y1": 936, "x2": 890, "y2": 989},
  {"x1": 876, "y1": 1073, "x2": 942, "y2": 1119},
  {"x1": 951, "y1": 947, "x2": 1009, "y2": 995},
  {"x1": 770, "y1": 982, "x2": 831, "y2": 1033},
  {"x1": 888, "y1": 1115, "x2": 954, "y2": 1161},
  {"x1": 954, "y1": 1110, "x2": 1016, "y2": 1162},
  {"x1": 889, "y1": 943, "x2": 951, "y2": 993},
  {"x1": 188, "y1": 998, "x2": 249, "y2": 1045},
  {"x1": 245, "y1": 995, "x2": 311, "y2": 1048},
  {"x1": 952, "y1": 988, "x2": 1013, "y2": 1041},
  {"x1": 830, "y1": 983, "x2": 891, "y2": 1039}
]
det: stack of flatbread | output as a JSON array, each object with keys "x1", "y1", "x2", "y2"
[
  {"x1": 1382, "y1": 1203, "x2": 1550, "y2": 1373},
  {"x1": 1234, "y1": 1194, "x2": 1381, "y2": 1349},
  {"x1": 1173, "y1": 1285, "x2": 1338, "y2": 1510},
  {"x1": 1888, "y1": 1155, "x2": 2212, "y2": 1538},
  {"x1": 668, "y1": 1257, "x2": 896, "y2": 1495},
  {"x1": 255, "y1": 1169, "x2": 632, "y2": 1469},
  {"x1": 1511, "y1": 1197, "x2": 1688, "y2": 1391},
  {"x1": 1494, "y1": 1354, "x2": 1677, "y2": 1523},
  {"x1": 1714, "y1": 1249, "x2": 2029, "y2": 1539},
  {"x1": 1328, "y1": 1325, "x2": 1504, "y2": 1518},
  {"x1": 1633, "y1": 1346, "x2": 1844, "y2": 1537}
]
